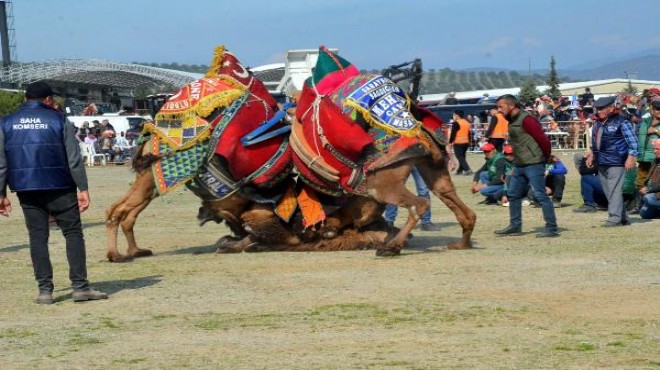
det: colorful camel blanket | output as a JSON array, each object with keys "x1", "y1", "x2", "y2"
[
  {"x1": 150, "y1": 135, "x2": 210, "y2": 195},
  {"x1": 143, "y1": 77, "x2": 246, "y2": 150}
]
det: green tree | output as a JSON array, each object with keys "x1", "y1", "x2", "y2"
[
  {"x1": 622, "y1": 80, "x2": 637, "y2": 94},
  {"x1": 0, "y1": 90, "x2": 24, "y2": 115},
  {"x1": 545, "y1": 55, "x2": 562, "y2": 99},
  {"x1": 519, "y1": 78, "x2": 540, "y2": 106}
]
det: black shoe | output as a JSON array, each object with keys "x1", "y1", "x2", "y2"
[
  {"x1": 494, "y1": 225, "x2": 522, "y2": 235},
  {"x1": 603, "y1": 221, "x2": 624, "y2": 228},
  {"x1": 419, "y1": 222, "x2": 442, "y2": 231},
  {"x1": 537, "y1": 230, "x2": 560, "y2": 238},
  {"x1": 573, "y1": 204, "x2": 597, "y2": 213}
]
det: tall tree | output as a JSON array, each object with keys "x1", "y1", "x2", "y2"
[
  {"x1": 545, "y1": 55, "x2": 562, "y2": 99},
  {"x1": 622, "y1": 80, "x2": 637, "y2": 95},
  {"x1": 519, "y1": 78, "x2": 540, "y2": 107}
]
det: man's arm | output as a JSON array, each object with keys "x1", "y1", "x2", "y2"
[
  {"x1": 487, "y1": 158, "x2": 507, "y2": 185},
  {"x1": 63, "y1": 119, "x2": 89, "y2": 192},
  {"x1": 484, "y1": 116, "x2": 497, "y2": 138},
  {"x1": 449, "y1": 122, "x2": 459, "y2": 144},
  {"x1": 522, "y1": 116, "x2": 551, "y2": 159}
]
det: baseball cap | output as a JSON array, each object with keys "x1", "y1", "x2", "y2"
[
  {"x1": 594, "y1": 96, "x2": 616, "y2": 109},
  {"x1": 24, "y1": 81, "x2": 58, "y2": 99},
  {"x1": 482, "y1": 143, "x2": 496, "y2": 152},
  {"x1": 503, "y1": 145, "x2": 514, "y2": 155}
]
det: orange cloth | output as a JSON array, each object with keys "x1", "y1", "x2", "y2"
[
  {"x1": 453, "y1": 118, "x2": 471, "y2": 144},
  {"x1": 296, "y1": 185, "x2": 326, "y2": 228}
]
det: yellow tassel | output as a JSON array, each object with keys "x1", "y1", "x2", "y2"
[
  {"x1": 342, "y1": 99, "x2": 422, "y2": 138},
  {"x1": 205, "y1": 45, "x2": 226, "y2": 78}
]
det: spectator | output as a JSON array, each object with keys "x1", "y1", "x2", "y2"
[
  {"x1": 573, "y1": 152, "x2": 608, "y2": 212},
  {"x1": 639, "y1": 139, "x2": 660, "y2": 219},
  {"x1": 84, "y1": 131, "x2": 97, "y2": 147},
  {"x1": 477, "y1": 93, "x2": 490, "y2": 104},
  {"x1": 383, "y1": 167, "x2": 442, "y2": 232},
  {"x1": 76, "y1": 121, "x2": 90, "y2": 142},
  {"x1": 444, "y1": 91, "x2": 458, "y2": 105},
  {"x1": 499, "y1": 145, "x2": 530, "y2": 207},
  {"x1": 449, "y1": 110, "x2": 473, "y2": 176},
  {"x1": 580, "y1": 87, "x2": 594, "y2": 107},
  {"x1": 493, "y1": 94, "x2": 559, "y2": 238},
  {"x1": 0, "y1": 81, "x2": 107, "y2": 304},
  {"x1": 529, "y1": 154, "x2": 567, "y2": 208},
  {"x1": 100, "y1": 119, "x2": 115, "y2": 134},
  {"x1": 100, "y1": 130, "x2": 115, "y2": 162},
  {"x1": 585, "y1": 96, "x2": 638, "y2": 227},
  {"x1": 631, "y1": 98, "x2": 660, "y2": 213},
  {"x1": 470, "y1": 143, "x2": 507, "y2": 204},
  {"x1": 484, "y1": 108, "x2": 508, "y2": 152}
]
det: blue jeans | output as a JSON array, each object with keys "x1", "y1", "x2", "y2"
[
  {"x1": 384, "y1": 167, "x2": 432, "y2": 224},
  {"x1": 640, "y1": 193, "x2": 660, "y2": 219},
  {"x1": 506, "y1": 163, "x2": 558, "y2": 232},
  {"x1": 478, "y1": 172, "x2": 504, "y2": 201},
  {"x1": 581, "y1": 175, "x2": 608, "y2": 207}
]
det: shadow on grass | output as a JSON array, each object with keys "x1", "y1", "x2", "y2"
[
  {"x1": 82, "y1": 221, "x2": 108, "y2": 229},
  {"x1": 404, "y1": 235, "x2": 481, "y2": 253},
  {"x1": 54, "y1": 275, "x2": 164, "y2": 301},
  {"x1": 159, "y1": 244, "x2": 217, "y2": 256},
  {"x1": 0, "y1": 244, "x2": 29, "y2": 253}
]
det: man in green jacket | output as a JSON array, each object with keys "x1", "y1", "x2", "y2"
[{"x1": 632, "y1": 99, "x2": 660, "y2": 212}]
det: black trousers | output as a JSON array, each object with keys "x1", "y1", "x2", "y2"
[
  {"x1": 489, "y1": 138, "x2": 506, "y2": 152},
  {"x1": 17, "y1": 190, "x2": 89, "y2": 293},
  {"x1": 453, "y1": 143, "x2": 471, "y2": 174}
]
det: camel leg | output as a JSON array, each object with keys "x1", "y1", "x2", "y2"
[
  {"x1": 320, "y1": 197, "x2": 384, "y2": 239},
  {"x1": 366, "y1": 161, "x2": 429, "y2": 256},
  {"x1": 105, "y1": 171, "x2": 157, "y2": 262},
  {"x1": 417, "y1": 158, "x2": 476, "y2": 249}
]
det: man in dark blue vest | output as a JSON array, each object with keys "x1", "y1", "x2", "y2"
[
  {"x1": 0, "y1": 81, "x2": 108, "y2": 304},
  {"x1": 585, "y1": 96, "x2": 639, "y2": 227}
]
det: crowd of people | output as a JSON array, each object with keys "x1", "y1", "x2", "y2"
[{"x1": 76, "y1": 119, "x2": 134, "y2": 163}]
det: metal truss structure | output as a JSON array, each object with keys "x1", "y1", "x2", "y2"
[{"x1": 0, "y1": 59, "x2": 197, "y2": 88}]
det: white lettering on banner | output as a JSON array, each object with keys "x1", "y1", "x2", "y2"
[
  {"x1": 189, "y1": 81, "x2": 202, "y2": 101},
  {"x1": 13, "y1": 123, "x2": 48, "y2": 130},
  {"x1": 20, "y1": 117, "x2": 42, "y2": 124}
]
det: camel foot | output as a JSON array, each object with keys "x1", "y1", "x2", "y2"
[
  {"x1": 447, "y1": 241, "x2": 473, "y2": 250},
  {"x1": 375, "y1": 247, "x2": 401, "y2": 257},
  {"x1": 129, "y1": 248, "x2": 154, "y2": 258},
  {"x1": 107, "y1": 253, "x2": 134, "y2": 263}
]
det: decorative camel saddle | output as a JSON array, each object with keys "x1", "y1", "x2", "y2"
[
  {"x1": 141, "y1": 46, "x2": 292, "y2": 199},
  {"x1": 292, "y1": 46, "x2": 446, "y2": 197}
]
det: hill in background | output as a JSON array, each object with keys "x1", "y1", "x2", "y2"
[{"x1": 135, "y1": 53, "x2": 660, "y2": 95}]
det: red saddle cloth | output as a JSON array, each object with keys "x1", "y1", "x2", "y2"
[
  {"x1": 294, "y1": 85, "x2": 374, "y2": 195},
  {"x1": 211, "y1": 94, "x2": 291, "y2": 187}
]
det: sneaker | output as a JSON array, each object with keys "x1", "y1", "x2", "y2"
[
  {"x1": 522, "y1": 200, "x2": 531, "y2": 207},
  {"x1": 419, "y1": 222, "x2": 441, "y2": 231},
  {"x1": 553, "y1": 201, "x2": 562, "y2": 208},
  {"x1": 494, "y1": 225, "x2": 522, "y2": 235},
  {"x1": 72, "y1": 289, "x2": 108, "y2": 302},
  {"x1": 35, "y1": 292, "x2": 54, "y2": 305},
  {"x1": 573, "y1": 204, "x2": 597, "y2": 213},
  {"x1": 501, "y1": 201, "x2": 509, "y2": 207}
]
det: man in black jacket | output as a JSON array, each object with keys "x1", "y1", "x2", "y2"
[{"x1": 0, "y1": 81, "x2": 108, "y2": 304}]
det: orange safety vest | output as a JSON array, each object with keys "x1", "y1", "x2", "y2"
[
  {"x1": 490, "y1": 113, "x2": 509, "y2": 139},
  {"x1": 453, "y1": 118, "x2": 470, "y2": 144}
]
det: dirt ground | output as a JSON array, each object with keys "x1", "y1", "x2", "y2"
[{"x1": 0, "y1": 151, "x2": 658, "y2": 369}]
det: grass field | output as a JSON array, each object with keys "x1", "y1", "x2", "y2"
[{"x1": 0, "y1": 151, "x2": 658, "y2": 369}]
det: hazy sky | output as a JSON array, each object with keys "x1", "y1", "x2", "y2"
[{"x1": 10, "y1": 0, "x2": 660, "y2": 71}]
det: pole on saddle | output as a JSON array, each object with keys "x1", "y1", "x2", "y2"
[{"x1": 241, "y1": 102, "x2": 296, "y2": 146}]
